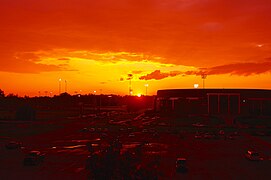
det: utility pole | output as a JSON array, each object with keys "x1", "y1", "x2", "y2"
[
  {"x1": 59, "y1": 78, "x2": 62, "y2": 95},
  {"x1": 145, "y1": 83, "x2": 149, "y2": 96},
  {"x1": 65, "y1": 80, "x2": 67, "y2": 93},
  {"x1": 127, "y1": 74, "x2": 133, "y2": 95},
  {"x1": 201, "y1": 74, "x2": 207, "y2": 89}
]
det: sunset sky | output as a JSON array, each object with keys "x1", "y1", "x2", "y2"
[{"x1": 1, "y1": 0, "x2": 271, "y2": 96}]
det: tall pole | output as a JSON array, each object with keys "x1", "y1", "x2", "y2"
[
  {"x1": 59, "y1": 78, "x2": 62, "y2": 95},
  {"x1": 93, "y1": 90, "x2": 97, "y2": 113},
  {"x1": 145, "y1": 84, "x2": 149, "y2": 96},
  {"x1": 128, "y1": 74, "x2": 133, "y2": 95},
  {"x1": 201, "y1": 74, "x2": 207, "y2": 89},
  {"x1": 65, "y1": 80, "x2": 67, "y2": 93},
  {"x1": 129, "y1": 79, "x2": 132, "y2": 95}
]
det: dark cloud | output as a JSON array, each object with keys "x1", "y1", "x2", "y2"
[
  {"x1": 139, "y1": 61, "x2": 271, "y2": 81},
  {"x1": 0, "y1": 61, "x2": 63, "y2": 74},
  {"x1": 186, "y1": 61, "x2": 271, "y2": 76},
  {"x1": 0, "y1": 51, "x2": 63, "y2": 73},
  {"x1": 58, "y1": 58, "x2": 70, "y2": 61},
  {"x1": 132, "y1": 70, "x2": 143, "y2": 74},
  {"x1": 139, "y1": 70, "x2": 182, "y2": 80}
]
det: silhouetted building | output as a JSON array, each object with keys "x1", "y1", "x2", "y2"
[{"x1": 155, "y1": 89, "x2": 271, "y2": 118}]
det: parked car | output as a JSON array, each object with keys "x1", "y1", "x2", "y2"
[
  {"x1": 128, "y1": 133, "x2": 135, "y2": 137},
  {"x1": 158, "y1": 122, "x2": 167, "y2": 126},
  {"x1": 89, "y1": 128, "x2": 95, "y2": 132},
  {"x1": 204, "y1": 133, "x2": 214, "y2": 139},
  {"x1": 245, "y1": 150, "x2": 263, "y2": 161},
  {"x1": 142, "y1": 129, "x2": 148, "y2": 133},
  {"x1": 5, "y1": 141, "x2": 21, "y2": 150},
  {"x1": 194, "y1": 132, "x2": 202, "y2": 139},
  {"x1": 23, "y1": 151, "x2": 45, "y2": 165},
  {"x1": 218, "y1": 130, "x2": 225, "y2": 135},
  {"x1": 253, "y1": 131, "x2": 267, "y2": 136},
  {"x1": 80, "y1": 128, "x2": 89, "y2": 132},
  {"x1": 227, "y1": 135, "x2": 235, "y2": 140},
  {"x1": 176, "y1": 158, "x2": 187, "y2": 173},
  {"x1": 192, "y1": 123, "x2": 206, "y2": 127}
]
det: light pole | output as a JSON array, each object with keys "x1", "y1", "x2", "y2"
[
  {"x1": 201, "y1": 74, "x2": 207, "y2": 89},
  {"x1": 65, "y1": 80, "x2": 67, "y2": 93},
  {"x1": 93, "y1": 90, "x2": 97, "y2": 113},
  {"x1": 59, "y1": 78, "x2": 62, "y2": 95},
  {"x1": 145, "y1": 83, "x2": 149, "y2": 96},
  {"x1": 127, "y1": 74, "x2": 133, "y2": 95},
  {"x1": 97, "y1": 89, "x2": 102, "y2": 113}
]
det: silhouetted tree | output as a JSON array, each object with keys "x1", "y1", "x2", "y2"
[
  {"x1": 6, "y1": 93, "x2": 19, "y2": 98},
  {"x1": 0, "y1": 89, "x2": 4, "y2": 98}
]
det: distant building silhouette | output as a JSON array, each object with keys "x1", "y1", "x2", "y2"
[{"x1": 155, "y1": 89, "x2": 271, "y2": 124}]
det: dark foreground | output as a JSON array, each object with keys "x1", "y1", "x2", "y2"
[{"x1": 1, "y1": 112, "x2": 271, "y2": 179}]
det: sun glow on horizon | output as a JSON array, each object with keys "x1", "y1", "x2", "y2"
[
  {"x1": 1, "y1": 1, "x2": 271, "y2": 96},
  {"x1": 5, "y1": 48, "x2": 198, "y2": 96}
]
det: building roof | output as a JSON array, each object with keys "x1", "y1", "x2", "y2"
[{"x1": 157, "y1": 89, "x2": 271, "y2": 98}]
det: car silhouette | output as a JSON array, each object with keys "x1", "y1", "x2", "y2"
[
  {"x1": 176, "y1": 157, "x2": 188, "y2": 173},
  {"x1": 23, "y1": 151, "x2": 45, "y2": 165},
  {"x1": 194, "y1": 132, "x2": 202, "y2": 139},
  {"x1": 5, "y1": 141, "x2": 22, "y2": 150},
  {"x1": 245, "y1": 150, "x2": 264, "y2": 161}
]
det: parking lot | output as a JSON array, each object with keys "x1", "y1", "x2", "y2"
[{"x1": 1, "y1": 112, "x2": 271, "y2": 179}]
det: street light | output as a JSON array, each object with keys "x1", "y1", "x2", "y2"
[
  {"x1": 194, "y1": 84, "x2": 199, "y2": 89},
  {"x1": 99, "y1": 89, "x2": 102, "y2": 108},
  {"x1": 145, "y1": 84, "x2": 149, "y2": 96},
  {"x1": 58, "y1": 78, "x2": 62, "y2": 95},
  {"x1": 201, "y1": 74, "x2": 207, "y2": 89},
  {"x1": 127, "y1": 74, "x2": 133, "y2": 95},
  {"x1": 65, "y1": 80, "x2": 67, "y2": 93}
]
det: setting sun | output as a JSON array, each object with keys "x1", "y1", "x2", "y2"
[{"x1": 1, "y1": 1, "x2": 271, "y2": 179}]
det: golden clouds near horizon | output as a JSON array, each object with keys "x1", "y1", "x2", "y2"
[
  {"x1": 31, "y1": 49, "x2": 196, "y2": 81},
  {"x1": 1, "y1": 48, "x2": 270, "y2": 97}
]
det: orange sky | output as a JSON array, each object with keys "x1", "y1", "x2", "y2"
[{"x1": 1, "y1": 0, "x2": 271, "y2": 96}]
